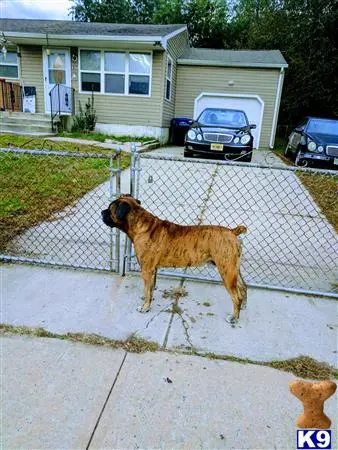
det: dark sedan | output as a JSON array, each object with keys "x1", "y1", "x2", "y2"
[
  {"x1": 184, "y1": 108, "x2": 256, "y2": 162},
  {"x1": 285, "y1": 117, "x2": 338, "y2": 168}
]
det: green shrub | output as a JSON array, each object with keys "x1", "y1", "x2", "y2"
[{"x1": 72, "y1": 92, "x2": 97, "y2": 133}]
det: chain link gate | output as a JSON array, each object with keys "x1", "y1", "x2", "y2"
[
  {"x1": 0, "y1": 147, "x2": 121, "y2": 272},
  {"x1": 125, "y1": 147, "x2": 338, "y2": 298}
]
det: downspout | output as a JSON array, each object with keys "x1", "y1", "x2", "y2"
[
  {"x1": 17, "y1": 45, "x2": 24, "y2": 111},
  {"x1": 269, "y1": 67, "x2": 285, "y2": 148}
]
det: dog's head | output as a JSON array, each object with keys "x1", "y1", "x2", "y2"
[{"x1": 101, "y1": 194, "x2": 141, "y2": 230}]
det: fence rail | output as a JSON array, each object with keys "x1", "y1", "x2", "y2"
[
  {"x1": 0, "y1": 147, "x2": 121, "y2": 272},
  {"x1": 126, "y1": 148, "x2": 338, "y2": 298}
]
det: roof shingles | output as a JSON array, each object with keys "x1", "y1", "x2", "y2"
[
  {"x1": 0, "y1": 18, "x2": 185, "y2": 37},
  {"x1": 178, "y1": 48, "x2": 288, "y2": 68}
]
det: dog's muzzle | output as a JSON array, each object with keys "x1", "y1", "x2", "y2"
[{"x1": 101, "y1": 209, "x2": 115, "y2": 228}]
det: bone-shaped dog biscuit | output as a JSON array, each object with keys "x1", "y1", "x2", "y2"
[{"x1": 289, "y1": 380, "x2": 337, "y2": 429}]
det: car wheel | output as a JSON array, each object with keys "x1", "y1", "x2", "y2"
[
  {"x1": 295, "y1": 148, "x2": 307, "y2": 167},
  {"x1": 240, "y1": 153, "x2": 252, "y2": 162},
  {"x1": 184, "y1": 150, "x2": 193, "y2": 157},
  {"x1": 284, "y1": 143, "x2": 292, "y2": 158}
]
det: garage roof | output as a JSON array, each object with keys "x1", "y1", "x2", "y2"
[{"x1": 178, "y1": 48, "x2": 288, "y2": 69}]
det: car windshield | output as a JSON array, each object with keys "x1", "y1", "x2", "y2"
[
  {"x1": 307, "y1": 119, "x2": 338, "y2": 135},
  {"x1": 198, "y1": 109, "x2": 248, "y2": 127}
]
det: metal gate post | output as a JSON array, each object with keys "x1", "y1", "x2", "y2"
[
  {"x1": 122, "y1": 143, "x2": 138, "y2": 275},
  {"x1": 109, "y1": 149, "x2": 121, "y2": 272}
]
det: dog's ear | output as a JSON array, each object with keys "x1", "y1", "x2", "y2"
[{"x1": 116, "y1": 202, "x2": 131, "y2": 221}]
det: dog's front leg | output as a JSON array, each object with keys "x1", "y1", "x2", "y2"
[{"x1": 138, "y1": 267, "x2": 156, "y2": 313}]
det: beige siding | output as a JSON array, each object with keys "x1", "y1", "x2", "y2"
[
  {"x1": 161, "y1": 30, "x2": 190, "y2": 128},
  {"x1": 20, "y1": 46, "x2": 44, "y2": 113},
  {"x1": 72, "y1": 49, "x2": 164, "y2": 127},
  {"x1": 175, "y1": 65, "x2": 280, "y2": 148}
]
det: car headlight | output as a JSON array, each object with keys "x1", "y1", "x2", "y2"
[
  {"x1": 187, "y1": 130, "x2": 196, "y2": 140},
  {"x1": 240, "y1": 134, "x2": 250, "y2": 145},
  {"x1": 317, "y1": 145, "x2": 324, "y2": 153},
  {"x1": 307, "y1": 141, "x2": 317, "y2": 152},
  {"x1": 234, "y1": 137, "x2": 240, "y2": 144},
  {"x1": 197, "y1": 134, "x2": 202, "y2": 141}
]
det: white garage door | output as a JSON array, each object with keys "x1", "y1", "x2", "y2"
[{"x1": 194, "y1": 93, "x2": 264, "y2": 149}]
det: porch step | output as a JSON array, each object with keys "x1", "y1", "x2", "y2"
[
  {"x1": 0, "y1": 111, "x2": 59, "y2": 123},
  {"x1": 0, "y1": 112, "x2": 57, "y2": 136}
]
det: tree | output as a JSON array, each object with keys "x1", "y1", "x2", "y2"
[
  {"x1": 230, "y1": 0, "x2": 338, "y2": 126},
  {"x1": 70, "y1": 0, "x2": 132, "y2": 22}
]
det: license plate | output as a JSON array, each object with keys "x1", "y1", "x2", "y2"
[
  {"x1": 211, "y1": 143, "x2": 223, "y2": 151},
  {"x1": 334, "y1": 158, "x2": 338, "y2": 165}
]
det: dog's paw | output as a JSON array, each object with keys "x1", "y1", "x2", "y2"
[
  {"x1": 137, "y1": 305, "x2": 150, "y2": 313},
  {"x1": 225, "y1": 314, "x2": 239, "y2": 328}
]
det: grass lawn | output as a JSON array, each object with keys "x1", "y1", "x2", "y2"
[
  {"x1": 57, "y1": 131, "x2": 155, "y2": 143},
  {"x1": 0, "y1": 135, "x2": 130, "y2": 251},
  {"x1": 272, "y1": 137, "x2": 338, "y2": 232}
]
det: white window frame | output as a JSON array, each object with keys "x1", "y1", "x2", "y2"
[
  {"x1": 0, "y1": 50, "x2": 20, "y2": 80},
  {"x1": 78, "y1": 48, "x2": 152, "y2": 97},
  {"x1": 165, "y1": 54, "x2": 173, "y2": 102},
  {"x1": 103, "y1": 51, "x2": 126, "y2": 95}
]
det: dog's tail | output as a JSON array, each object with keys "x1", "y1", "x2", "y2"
[{"x1": 231, "y1": 225, "x2": 247, "y2": 236}]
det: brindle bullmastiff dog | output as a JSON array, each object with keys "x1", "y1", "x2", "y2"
[{"x1": 102, "y1": 194, "x2": 247, "y2": 324}]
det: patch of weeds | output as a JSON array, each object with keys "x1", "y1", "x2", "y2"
[
  {"x1": 269, "y1": 356, "x2": 334, "y2": 380},
  {"x1": 206, "y1": 312, "x2": 214, "y2": 316},
  {"x1": 203, "y1": 351, "x2": 336, "y2": 380},
  {"x1": 162, "y1": 287, "x2": 188, "y2": 300},
  {"x1": 202, "y1": 302, "x2": 211, "y2": 307},
  {"x1": 204, "y1": 352, "x2": 250, "y2": 365},
  {"x1": 0, "y1": 324, "x2": 158, "y2": 354}
]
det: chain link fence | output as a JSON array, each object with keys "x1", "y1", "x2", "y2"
[
  {"x1": 0, "y1": 147, "x2": 121, "y2": 271},
  {"x1": 126, "y1": 149, "x2": 338, "y2": 298}
]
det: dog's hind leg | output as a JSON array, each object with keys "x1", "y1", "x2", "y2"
[
  {"x1": 238, "y1": 270, "x2": 248, "y2": 310},
  {"x1": 216, "y1": 260, "x2": 243, "y2": 324},
  {"x1": 138, "y1": 267, "x2": 156, "y2": 313}
]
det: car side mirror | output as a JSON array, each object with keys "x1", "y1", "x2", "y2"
[
  {"x1": 295, "y1": 127, "x2": 302, "y2": 133},
  {"x1": 249, "y1": 124, "x2": 256, "y2": 129}
]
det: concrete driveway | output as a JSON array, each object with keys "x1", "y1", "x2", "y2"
[
  {"x1": 132, "y1": 146, "x2": 337, "y2": 294},
  {"x1": 3, "y1": 145, "x2": 337, "y2": 294}
]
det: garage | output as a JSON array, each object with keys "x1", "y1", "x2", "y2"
[
  {"x1": 194, "y1": 93, "x2": 264, "y2": 149},
  {"x1": 175, "y1": 48, "x2": 288, "y2": 149}
]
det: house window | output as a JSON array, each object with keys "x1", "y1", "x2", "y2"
[
  {"x1": 79, "y1": 50, "x2": 151, "y2": 96},
  {"x1": 104, "y1": 52, "x2": 125, "y2": 94},
  {"x1": 165, "y1": 55, "x2": 173, "y2": 101},
  {"x1": 0, "y1": 51, "x2": 19, "y2": 78},
  {"x1": 80, "y1": 50, "x2": 101, "y2": 92},
  {"x1": 129, "y1": 53, "x2": 151, "y2": 95}
]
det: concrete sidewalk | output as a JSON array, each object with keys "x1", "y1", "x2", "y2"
[
  {"x1": 2, "y1": 335, "x2": 337, "y2": 450},
  {"x1": 2, "y1": 263, "x2": 337, "y2": 366}
]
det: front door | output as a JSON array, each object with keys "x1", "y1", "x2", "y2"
[{"x1": 43, "y1": 48, "x2": 71, "y2": 113}]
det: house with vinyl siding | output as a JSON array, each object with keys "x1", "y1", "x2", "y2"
[{"x1": 0, "y1": 18, "x2": 287, "y2": 147}]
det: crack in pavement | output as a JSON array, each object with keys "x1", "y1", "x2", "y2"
[
  {"x1": 144, "y1": 304, "x2": 170, "y2": 329},
  {"x1": 196, "y1": 164, "x2": 219, "y2": 225},
  {"x1": 86, "y1": 351, "x2": 128, "y2": 449},
  {"x1": 162, "y1": 164, "x2": 220, "y2": 350}
]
